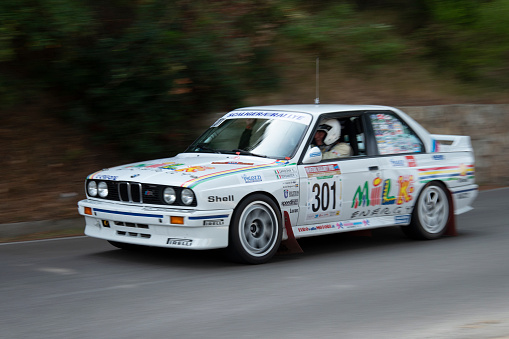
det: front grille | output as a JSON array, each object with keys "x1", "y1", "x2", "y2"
[
  {"x1": 141, "y1": 184, "x2": 161, "y2": 204},
  {"x1": 106, "y1": 181, "x2": 119, "y2": 201},
  {"x1": 86, "y1": 179, "x2": 196, "y2": 206},
  {"x1": 118, "y1": 182, "x2": 142, "y2": 203}
]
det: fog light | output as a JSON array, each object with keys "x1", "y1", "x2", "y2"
[
  {"x1": 102, "y1": 220, "x2": 110, "y2": 227},
  {"x1": 170, "y1": 216, "x2": 184, "y2": 225}
]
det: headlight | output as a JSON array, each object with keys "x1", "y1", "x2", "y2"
[
  {"x1": 181, "y1": 188, "x2": 194, "y2": 206},
  {"x1": 98, "y1": 181, "x2": 108, "y2": 198},
  {"x1": 87, "y1": 181, "x2": 97, "y2": 197},
  {"x1": 163, "y1": 187, "x2": 176, "y2": 204}
]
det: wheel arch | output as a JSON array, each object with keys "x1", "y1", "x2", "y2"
[{"x1": 234, "y1": 190, "x2": 282, "y2": 218}]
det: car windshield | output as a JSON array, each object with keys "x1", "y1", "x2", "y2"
[{"x1": 186, "y1": 113, "x2": 311, "y2": 159}]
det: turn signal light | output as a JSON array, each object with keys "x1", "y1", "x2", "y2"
[
  {"x1": 84, "y1": 207, "x2": 93, "y2": 215},
  {"x1": 170, "y1": 216, "x2": 184, "y2": 225}
]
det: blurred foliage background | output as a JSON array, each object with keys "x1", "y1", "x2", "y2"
[{"x1": 1, "y1": 0, "x2": 509, "y2": 159}]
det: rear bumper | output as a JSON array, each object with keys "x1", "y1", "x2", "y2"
[
  {"x1": 450, "y1": 184, "x2": 478, "y2": 215},
  {"x1": 78, "y1": 199, "x2": 232, "y2": 249}
]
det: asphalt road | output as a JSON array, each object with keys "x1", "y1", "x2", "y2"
[{"x1": 1, "y1": 188, "x2": 509, "y2": 339}]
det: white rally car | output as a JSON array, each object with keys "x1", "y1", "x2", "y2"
[{"x1": 78, "y1": 105, "x2": 478, "y2": 264}]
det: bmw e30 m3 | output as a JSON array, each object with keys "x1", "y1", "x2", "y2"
[{"x1": 78, "y1": 104, "x2": 478, "y2": 264}]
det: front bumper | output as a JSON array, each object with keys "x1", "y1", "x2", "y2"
[{"x1": 78, "y1": 199, "x2": 232, "y2": 250}]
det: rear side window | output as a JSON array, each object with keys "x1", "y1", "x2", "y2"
[{"x1": 370, "y1": 113, "x2": 423, "y2": 155}]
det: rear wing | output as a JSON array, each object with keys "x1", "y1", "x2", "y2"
[{"x1": 430, "y1": 134, "x2": 474, "y2": 153}]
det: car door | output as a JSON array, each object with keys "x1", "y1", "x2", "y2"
[
  {"x1": 297, "y1": 113, "x2": 384, "y2": 228},
  {"x1": 367, "y1": 111, "x2": 426, "y2": 221}
]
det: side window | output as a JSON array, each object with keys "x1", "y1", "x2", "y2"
[
  {"x1": 310, "y1": 115, "x2": 366, "y2": 160},
  {"x1": 370, "y1": 113, "x2": 423, "y2": 155},
  {"x1": 342, "y1": 117, "x2": 366, "y2": 156}
]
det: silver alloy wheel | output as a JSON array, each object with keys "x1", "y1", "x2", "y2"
[
  {"x1": 417, "y1": 185, "x2": 449, "y2": 234},
  {"x1": 238, "y1": 201, "x2": 278, "y2": 257}
]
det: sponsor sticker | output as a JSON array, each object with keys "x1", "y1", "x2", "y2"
[
  {"x1": 298, "y1": 224, "x2": 337, "y2": 233},
  {"x1": 274, "y1": 168, "x2": 298, "y2": 180},
  {"x1": 94, "y1": 174, "x2": 118, "y2": 181},
  {"x1": 283, "y1": 180, "x2": 299, "y2": 189},
  {"x1": 305, "y1": 164, "x2": 341, "y2": 178},
  {"x1": 203, "y1": 219, "x2": 225, "y2": 226},
  {"x1": 208, "y1": 195, "x2": 234, "y2": 203},
  {"x1": 405, "y1": 155, "x2": 417, "y2": 167},
  {"x1": 160, "y1": 163, "x2": 184, "y2": 170},
  {"x1": 176, "y1": 166, "x2": 215, "y2": 173},
  {"x1": 337, "y1": 219, "x2": 369, "y2": 230},
  {"x1": 167, "y1": 238, "x2": 193, "y2": 246},
  {"x1": 389, "y1": 158, "x2": 405, "y2": 167},
  {"x1": 282, "y1": 199, "x2": 299, "y2": 207},
  {"x1": 242, "y1": 174, "x2": 263, "y2": 183},
  {"x1": 283, "y1": 189, "x2": 299, "y2": 199},
  {"x1": 456, "y1": 192, "x2": 470, "y2": 199},
  {"x1": 394, "y1": 215, "x2": 411, "y2": 224},
  {"x1": 125, "y1": 161, "x2": 181, "y2": 169},
  {"x1": 223, "y1": 111, "x2": 312, "y2": 124}
]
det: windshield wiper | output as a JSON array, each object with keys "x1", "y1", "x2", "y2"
[
  {"x1": 230, "y1": 149, "x2": 267, "y2": 158},
  {"x1": 193, "y1": 143, "x2": 221, "y2": 154}
]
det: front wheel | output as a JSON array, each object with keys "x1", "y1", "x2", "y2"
[
  {"x1": 228, "y1": 194, "x2": 282, "y2": 264},
  {"x1": 402, "y1": 182, "x2": 450, "y2": 240}
]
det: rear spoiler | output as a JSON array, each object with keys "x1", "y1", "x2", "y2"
[{"x1": 430, "y1": 134, "x2": 474, "y2": 153}]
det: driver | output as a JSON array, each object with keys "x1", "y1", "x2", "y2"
[{"x1": 313, "y1": 119, "x2": 352, "y2": 159}]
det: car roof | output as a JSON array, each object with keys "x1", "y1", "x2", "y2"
[{"x1": 233, "y1": 104, "x2": 396, "y2": 117}]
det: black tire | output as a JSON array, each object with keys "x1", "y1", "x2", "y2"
[
  {"x1": 227, "y1": 194, "x2": 282, "y2": 264},
  {"x1": 107, "y1": 240, "x2": 141, "y2": 250},
  {"x1": 402, "y1": 182, "x2": 450, "y2": 240}
]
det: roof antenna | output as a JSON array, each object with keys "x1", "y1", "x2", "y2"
[{"x1": 314, "y1": 57, "x2": 320, "y2": 105}]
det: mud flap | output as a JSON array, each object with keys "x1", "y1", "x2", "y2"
[
  {"x1": 277, "y1": 211, "x2": 303, "y2": 254},
  {"x1": 445, "y1": 193, "x2": 457, "y2": 236},
  {"x1": 445, "y1": 215, "x2": 457, "y2": 236}
]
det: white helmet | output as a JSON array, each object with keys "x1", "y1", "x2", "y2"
[{"x1": 317, "y1": 119, "x2": 341, "y2": 145}]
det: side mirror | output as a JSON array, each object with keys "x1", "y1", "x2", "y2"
[{"x1": 302, "y1": 146, "x2": 322, "y2": 164}]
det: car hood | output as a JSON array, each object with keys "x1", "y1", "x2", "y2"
[{"x1": 87, "y1": 153, "x2": 291, "y2": 188}]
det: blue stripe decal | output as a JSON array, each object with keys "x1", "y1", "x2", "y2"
[
  {"x1": 94, "y1": 208, "x2": 164, "y2": 219},
  {"x1": 188, "y1": 215, "x2": 229, "y2": 220},
  {"x1": 420, "y1": 173, "x2": 460, "y2": 180},
  {"x1": 452, "y1": 188, "x2": 478, "y2": 194}
]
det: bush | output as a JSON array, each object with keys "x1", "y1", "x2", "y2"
[
  {"x1": 280, "y1": 3, "x2": 405, "y2": 67},
  {"x1": 0, "y1": 0, "x2": 283, "y2": 159}
]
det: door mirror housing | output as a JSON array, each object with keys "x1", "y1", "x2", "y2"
[{"x1": 302, "y1": 146, "x2": 322, "y2": 164}]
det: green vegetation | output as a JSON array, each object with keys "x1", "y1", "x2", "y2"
[{"x1": 1, "y1": 0, "x2": 508, "y2": 159}]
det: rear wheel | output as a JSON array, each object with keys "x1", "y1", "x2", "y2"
[
  {"x1": 228, "y1": 194, "x2": 282, "y2": 264},
  {"x1": 402, "y1": 182, "x2": 450, "y2": 240}
]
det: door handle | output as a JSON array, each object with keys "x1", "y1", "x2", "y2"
[{"x1": 369, "y1": 166, "x2": 379, "y2": 171}]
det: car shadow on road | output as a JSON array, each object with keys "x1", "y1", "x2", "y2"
[
  {"x1": 84, "y1": 222, "x2": 484, "y2": 268},
  {"x1": 87, "y1": 245, "x2": 234, "y2": 269},
  {"x1": 84, "y1": 226, "x2": 434, "y2": 267}
]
